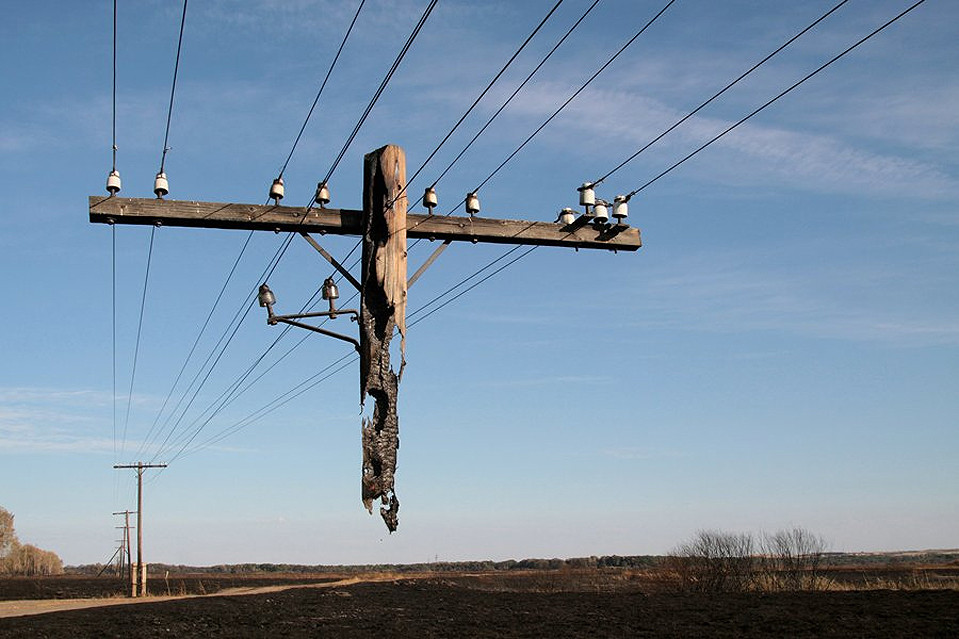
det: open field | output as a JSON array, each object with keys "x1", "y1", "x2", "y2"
[{"x1": 1, "y1": 565, "x2": 958, "y2": 637}]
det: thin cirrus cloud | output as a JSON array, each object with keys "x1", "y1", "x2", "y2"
[
  {"x1": 0, "y1": 387, "x2": 158, "y2": 455},
  {"x1": 501, "y1": 81, "x2": 957, "y2": 201},
  {"x1": 625, "y1": 254, "x2": 959, "y2": 346}
]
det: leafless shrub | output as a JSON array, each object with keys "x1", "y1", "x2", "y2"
[
  {"x1": 666, "y1": 530, "x2": 756, "y2": 593},
  {"x1": 759, "y1": 527, "x2": 828, "y2": 591}
]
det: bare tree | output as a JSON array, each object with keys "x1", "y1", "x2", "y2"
[{"x1": 760, "y1": 527, "x2": 828, "y2": 590}]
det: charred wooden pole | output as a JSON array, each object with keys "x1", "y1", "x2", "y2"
[
  {"x1": 359, "y1": 145, "x2": 407, "y2": 532},
  {"x1": 90, "y1": 145, "x2": 641, "y2": 536}
]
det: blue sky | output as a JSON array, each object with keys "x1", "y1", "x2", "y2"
[{"x1": 1, "y1": 0, "x2": 957, "y2": 566}]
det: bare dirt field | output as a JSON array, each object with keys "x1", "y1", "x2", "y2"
[{"x1": 1, "y1": 570, "x2": 957, "y2": 637}]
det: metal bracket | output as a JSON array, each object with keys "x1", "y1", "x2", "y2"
[
  {"x1": 407, "y1": 239, "x2": 451, "y2": 288},
  {"x1": 300, "y1": 232, "x2": 362, "y2": 291}
]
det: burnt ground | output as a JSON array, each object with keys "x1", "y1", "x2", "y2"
[
  {"x1": 0, "y1": 573, "x2": 339, "y2": 600},
  {"x1": 0, "y1": 574, "x2": 957, "y2": 638}
]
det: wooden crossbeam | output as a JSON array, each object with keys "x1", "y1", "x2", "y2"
[{"x1": 88, "y1": 196, "x2": 641, "y2": 251}]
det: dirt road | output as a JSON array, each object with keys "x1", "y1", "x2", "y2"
[{"x1": 0, "y1": 575, "x2": 378, "y2": 619}]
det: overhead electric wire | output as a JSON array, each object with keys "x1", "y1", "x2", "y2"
[
  {"x1": 418, "y1": 0, "x2": 930, "y2": 337},
  {"x1": 177, "y1": 244, "x2": 531, "y2": 459},
  {"x1": 476, "y1": 0, "x2": 676, "y2": 197},
  {"x1": 434, "y1": 0, "x2": 676, "y2": 218},
  {"x1": 111, "y1": 0, "x2": 118, "y2": 173},
  {"x1": 158, "y1": 287, "x2": 358, "y2": 464},
  {"x1": 427, "y1": 0, "x2": 603, "y2": 193},
  {"x1": 135, "y1": 231, "x2": 255, "y2": 458},
  {"x1": 120, "y1": 226, "x2": 156, "y2": 458},
  {"x1": 155, "y1": 0, "x2": 926, "y2": 461},
  {"x1": 112, "y1": 226, "x2": 117, "y2": 462},
  {"x1": 149, "y1": 264, "x2": 341, "y2": 462},
  {"x1": 592, "y1": 0, "x2": 851, "y2": 187},
  {"x1": 321, "y1": 0, "x2": 439, "y2": 185},
  {"x1": 141, "y1": 233, "x2": 294, "y2": 457},
  {"x1": 172, "y1": 352, "x2": 357, "y2": 462},
  {"x1": 402, "y1": 0, "x2": 567, "y2": 198},
  {"x1": 277, "y1": 0, "x2": 367, "y2": 178},
  {"x1": 158, "y1": 0, "x2": 189, "y2": 174},
  {"x1": 622, "y1": 0, "x2": 927, "y2": 200},
  {"x1": 159, "y1": 0, "x2": 674, "y2": 458}
]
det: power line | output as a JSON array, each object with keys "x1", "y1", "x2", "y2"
[
  {"x1": 120, "y1": 226, "x2": 156, "y2": 457},
  {"x1": 403, "y1": 0, "x2": 567, "y2": 198},
  {"x1": 414, "y1": 0, "x2": 931, "y2": 341},
  {"x1": 147, "y1": 248, "x2": 339, "y2": 462},
  {"x1": 141, "y1": 234, "x2": 293, "y2": 457},
  {"x1": 136, "y1": 231, "x2": 254, "y2": 459},
  {"x1": 166, "y1": 2, "x2": 670, "y2": 450},
  {"x1": 175, "y1": 243, "x2": 535, "y2": 459},
  {"x1": 448, "y1": 0, "x2": 677, "y2": 213},
  {"x1": 111, "y1": 0, "x2": 118, "y2": 173},
  {"x1": 158, "y1": 0, "x2": 189, "y2": 174},
  {"x1": 112, "y1": 225, "x2": 117, "y2": 462},
  {"x1": 322, "y1": 0, "x2": 439, "y2": 185},
  {"x1": 277, "y1": 0, "x2": 367, "y2": 179},
  {"x1": 153, "y1": 283, "x2": 352, "y2": 462},
  {"x1": 172, "y1": 352, "x2": 357, "y2": 462},
  {"x1": 427, "y1": 0, "x2": 603, "y2": 192},
  {"x1": 623, "y1": 0, "x2": 927, "y2": 199},
  {"x1": 592, "y1": 0, "x2": 852, "y2": 186}
]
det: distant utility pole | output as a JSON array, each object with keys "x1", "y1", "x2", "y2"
[
  {"x1": 92, "y1": 144, "x2": 640, "y2": 533},
  {"x1": 114, "y1": 463, "x2": 166, "y2": 597},
  {"x1": 112, "y1": 509, "x2": 136, "y2": 595}
]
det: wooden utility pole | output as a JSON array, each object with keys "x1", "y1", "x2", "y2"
[
  {"x1": 114, "y1": 463, "x2": 166, "y2": 597},
  {"x1": 92, "y1": 144, "x2": 640, "y2": 532},
  {"x1": 112, "y1": 509, "x2": 135, "y2": 595}
]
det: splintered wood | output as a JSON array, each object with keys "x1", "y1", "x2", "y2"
[{"x1": 359, "y1": 145, "x2": 407, "y2": 532}]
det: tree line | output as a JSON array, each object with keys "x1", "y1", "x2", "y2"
[{"x1": 0, "y1": 506, "x2": 64, "y2": 576}]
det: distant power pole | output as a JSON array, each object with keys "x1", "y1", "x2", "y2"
[
  {"x1": 92, "y1": 144, "x2": 640, "y2": 533},
  {"x1": 112, "y1": 509, "x2": 136, "y2": 594},
  {"x1": 114, "y1": 463, "x2": 166, "y2": 597}
]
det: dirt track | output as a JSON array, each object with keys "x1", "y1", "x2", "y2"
[
  {"x1": 0, "y1": 576, "x2": 378, "y2": 619},
  {"x1": 1, "y1": 576, "x2": 957, "y2": 637}
]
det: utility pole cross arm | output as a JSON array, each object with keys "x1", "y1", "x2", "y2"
[{"x1": 89, "y1": 196, "x2": 641, "y2": 251}]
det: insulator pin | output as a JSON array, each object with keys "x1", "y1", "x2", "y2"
[
  {"x1": 154, "y1": 172, "x2": 169, "y2": 198},
  {"x1": 106, "y1": 169, "x2": 122, "y2": 195},
  {"x1": 269, "y1": 177, "x2": 285, "y2": 203},
  {"x1": 465, "y1": 192, "x2": 480, "y2": 216},
  {"x1": 314, "y1": 181, "x2": 331, "y2": 207}
]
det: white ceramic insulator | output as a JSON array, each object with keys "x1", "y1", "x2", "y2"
[
  {"x1": 270, "y1": 178, "x2": 285, "y2": 202},
  {"x1": 613, "y1": 196, "x2": 628, "y2": 221},
  {"x1": 423, "y1": 187, "x2": 438, "y2": 209},
  {"x1": 593, "y1": 201, "x2": 609, "y2": 224},
  {"x1": 154, "y1": 172, "x2": 169, "y2": 198},
  {"x1": 558, "y1": 208, "x2": 576, "y2": 226},
  {"x1": 314, "y1": 182, "x2": 331, "y2": 206},
  {"x1": 578, "y1": 183, "x2": 595, "y2": 206},
  {"x1": 106, "y1": 170, "x2": 122, "y2": 195},
  {"x1": 466, "y1": 192, "x2": 480, "y2": 215}
]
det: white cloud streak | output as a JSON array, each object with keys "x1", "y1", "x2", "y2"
[{"x1": 624, "y1": 251, "x2": 959, "y2": 346}]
